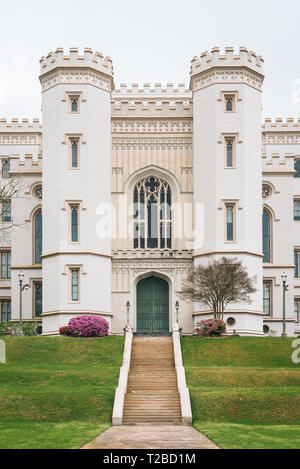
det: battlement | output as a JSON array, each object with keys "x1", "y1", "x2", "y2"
[
  {"x1": 40, "y1": 47, "x2": 113, "y2": 76},
  {"x1": 113, "y1": 83, "x2": 191, "y2": 97},
  {"x1": 0, "y1": 118, "x2": 42, "y2": 132},
  {"x1": 190, "y1": 47, "x2": 264, "y2": 76},
  {"x1": 262, "y1": 117, "x2": 300, "y2": 131}
]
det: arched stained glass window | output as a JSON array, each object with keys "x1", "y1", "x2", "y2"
[
  {"x1": 34, "y1": 209, "x2": 42, "y2": 264},
  {"x1": 262, "y1": 209, "x2": 271, "y2": 263},
  {"x1": 133, "y1": 175, "x2": 172, "y2": 249}
]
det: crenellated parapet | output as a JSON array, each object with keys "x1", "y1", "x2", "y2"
[
  {"x1": 190, "y1": 47, "x2": 264, "y2": 92},
  {"x1": 262, "y1": 118, "x2": 300, "y2": 145},
  {"x1": 262, "y1": 117, "x2": 300, "y2": 131},
  {"x1": 0, "y1": 119, "x2": 42, "y2": 146},
  {"x1": 113, "y1": 83, "x2": 191, "y2": 97},
  {"x1": 39, "y1": 47, "x2": 114, "y2": 93},
  {"x1": 262, "y1": 151, "x2": 296, "y2": 174}
]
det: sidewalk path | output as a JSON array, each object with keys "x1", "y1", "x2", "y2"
[{"x1": 82, "y1": 425, "x2": 219, "y2": 449}]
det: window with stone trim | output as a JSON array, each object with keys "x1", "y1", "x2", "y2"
[
  {"x1": 0, "y1": 300, "x2": 11, "y2": 323},
  {"x1": 70, "y1": 268, "x2": 80, "y2": 302},
  {"x1": 0, "y1": 251, "x2": 11, "y2": 279},
  {"x1": 70, "y1": 205, "x2": 79, "y2": 243},
  {"x1": 2, "y1": 201, "x2": 11, "y2": 222},
  {"x1": 225, "y1": 204, "x2": 235, "y2": 242},
  {"x1": 225, "y1": 137, "x2": 235, "y2": 168},
  {"x1": 224, "y1": 94, "x2": 235, "y2": 112},
  {"x1": 263, "y1": 280, "x2": 272, "y2": 316},
  {"x1": 294, "y1": 298, "x2": 300, "y2": 323},
  {"x1": 294, "y1": 250, "x2": 300, "y2": 278},
  {"x1": 262, "y1": 209, "x2": 271, "y2": 263},
  {"x1": 2, "y1": 159, "x2": 10, "y2": 178},
  {"x1": 295, "y1": 160, "x2": 300, "y2": 178},
  {"x1": 70, "y1": 96, "x2": 79, "y2": 113},
  {"x1": 133, "y1": 175, "x2": 172, "y2": 249},
  {"x1": 33, "y1": 281, "x2": 42, "y2": 317},
  {"x1": 294, "y1": 200, "x2": 300, "y2": 221},
  {"x1": 34, "y1": 209, "x2": 42, "y2": 264},
  {"x1": 70, "y1": 138, "x2": 79, "y2": 168}
]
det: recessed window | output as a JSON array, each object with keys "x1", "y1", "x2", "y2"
[
  {"x1": 294, "y1": 200, "x2": 300, "y2": 221},
  {"x1": 70, "y1": 268, "x2": 79, "y2": 302},
  {"x1": 262, "y1": 185, "x2": 272, "y2": 199},
  {"x1": 133, "y1": 176, "x2": 172, "y2": 249},
  {"x1": 294, "y1": 299, "x2": 300, "y2": 323},
  {"x1": 225, "y1": 137, "x2": 235, "y2": 168},
  {"x1": 225, "y1": 204, "x2": 235, "y2": 242},
  {"x1": 0, "y1": 252, "x2": 11, "y2": 279},
  {"x1": 34, "y1": 209, "x2": 42, "y2": 264},
  {"x1": 2, "y1": 201, "x2": 11, "y2": 222},
  {"x1": 71, "y1": 139, "x2": 79, "y2": 168},
  {"x1": 33, "y1": 282, "x2": 42, "y2": 317},
  {"x1": 2, "y1": 160, "x2": 10, "y2": 178},
  {"x1": 294, "y1": 250, "x2": 300, "y2": 278},
  {"x1": 70, "y1": 205, "x2": 79, "y2": 243},
  {"x1": 0, "y1": 300, "x2": 11, "y2": 323},
  {"x1": 295, "y1": 160, "x2": 300, "y2": 178},
  {"x1": 263, "y1": 280, "x2": 272, "y2": 316},
  {"x1": 70, "y1": 96, "x2": 79, "y2": 113},
  {"x1": 227, "y1": 317, "x2": 236, "y2": 326},
  {"x1": 262, "y1": 209, "x2": 271, "y2": 263},
  {"x1": 225, "y1": 95, "x2": 234, "y2": 112}
]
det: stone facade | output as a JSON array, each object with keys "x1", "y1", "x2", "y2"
[{"x1": 0, "y1": 46, "x2": 299, "y2": 336}]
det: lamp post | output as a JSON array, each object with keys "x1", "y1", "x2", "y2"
[
  {"x1": 175, "y1": 300, "x2": 180, "y2": 324},
  {"x1": 281, "y1": 272, "x2": 288, "y2": 338},
  {"x1": 18, "y1": 271, "x2": 30, "y2": 336},
  {"x1": 126, "y1": 300, "x2": 130, "y2": 328}
]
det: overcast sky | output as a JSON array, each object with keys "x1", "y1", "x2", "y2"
[{"x1": 0, "y1": 0, "x2": 299, "y2": 121}]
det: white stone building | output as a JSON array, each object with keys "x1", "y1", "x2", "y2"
[{"x1": 0, "y1": 46, "x2": 299, "y2": 337}]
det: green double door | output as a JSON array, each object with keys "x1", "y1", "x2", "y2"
[{"x1": 136, "y1": 276, "x2": 169, "y2": 334}]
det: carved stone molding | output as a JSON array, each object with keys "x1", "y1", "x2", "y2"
[
  {"x1": 112, "y1": 119, "x2": 192, "y2": 133},
  {"x1": 112, "y1": 136, "x2": 192, "y2": 150},
  {"x1": 0, "y1": 134, "x2": 41, "y2": 145},
  {"x1": 192, "y1": 69, "x2": 263, "y2": 91},
  {"x1": 264, "y1": 133, "x2": 300, "y2": 144},
  {"x1": 40, "y1": 69, "x2": 112, "y2": 93}
]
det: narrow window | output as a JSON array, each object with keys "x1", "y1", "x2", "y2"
[
  {"x1": 34, "y1": 209, "x2": 42, "y2": 264},
  {"x1": 295, "y1": 160, "x2": 300, "y2": 178},
  {"x1": 294, "y1": 299, "x2": 300, "y2": 323},
  {"x1": 294, "y1": 200, "x2": 300, "y2": 221},
  {"x1": 294, "y1": 250, "x2": 300, "y2": 278},
  {"x1": 226, "y1": 204, "x2": 234, "y2": 241},
  {"x1": 225, "y1": 95, "x2": 234, "y2": 112},
  {"x1": 70, "y1": 96, "x2": 79, "y2": 113},
  {"x1": 70, "y1": 205, "x2": 79, "y2": 242},
  {"x1": 34, "y1": 282, "x2": 42, "y2": 317},
  {"x1": 262, "y1": 209, "x2": 271, "y2": 263},
  {"x1": 0, "y1": 300, "x2": 11, "y2": 323},
  {"x1": 71, "y1": 139, "x2": 79, "y2": 168},
  {"x1": 2, "y1": 201, "x2": 11, "y2": 222},
  {"x1": 263, "y1": 281, "x2": 272, "y2": 316},
  {"x1": 71, "y1": 269, "x2": 79, "y2": 302},
  {"x1": 0, "y1": 252, "x2": 11, "y2": 279},
  {"x1": 2, "y1": 160, "x2": 10, "y2": 178},
  {"x1": 225, "y1": 138, "x2": 234, "y2": 167}
]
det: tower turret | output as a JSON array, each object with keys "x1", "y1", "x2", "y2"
[
  {"x1": 40, "y1": 48, "x2": 114, "y2": 334},
  {"x1": 190, "y1": 47, "x2": 265, "y2": 335}
]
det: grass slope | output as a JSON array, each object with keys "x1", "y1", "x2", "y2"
[
  {"x1": 182, "y1": 337, "x2": 300, "y2": 449},
  {"x1": 0, "y1": 336, "x2": 124, "y2": 449}
]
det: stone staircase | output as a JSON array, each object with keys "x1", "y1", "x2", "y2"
[{"x1": 122, "y1": 337, "x2": 182, "y2": 425}]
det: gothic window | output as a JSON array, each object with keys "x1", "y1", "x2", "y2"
[
  {"x1": 294, "y1": 250, "x2": 300, "y2": 278},
  {"x1": 2, "y1": 160, "x2": 10, "y2": 178},
  {"x1": 34, "y1": 209, "x2": 42, "y2": 264},
  {"x1": 262, "y1": 209, "x2": 271, "y2": 263},
  {"x1": 225, "y1": 138, "x2": 234, "y2": 167},
  {"x1": 294, "y1": 200, "x2": 300, "y2": 221},
  {"x1": 263, "y1": 280, "x2": 272, "y2": 316},
  {"x1": 70, "y1": 96, "x2": 79, "y2": 113},
  {"x1": 70, "y1": 139, "x2": 79, "y2": 168},
  {"x1": 262, "y1": 184, "x2": 272, "y2": 199},
  {"x1": 70, "y1": 205, "x2": 79, "y2": 242},
  {"x1": 2, "y1": 201, "x2": 11, "y2": 222},
  {"x1": 0, "y1": 252, "x2": 11, "y2": 279},
  {"x1": 225, "y1": 95, "x2": 234, "y2": 112},
  {"x1": 33, "y1": 185, "x2": 42, "y2": 200},
  {"x1": 71, "y1": 269, "x2": 79, "y2": 302},
  {"x1": 225, "y1": 204, "x2": 235, "y2": 241},
  {"x1": 133, "y1": 175, "x2": 172, "y2": 249},
  {"x1": 1, "y1": 300, "x2": 11, "y2": 323},
  {"x1": 294, "y1": 298, "x2": 300, "y2": 323},
  {"x1": 295, "y1": 160, "x2": 300, "y2": 178},
  {"x1": 34, "y1": 282, "x2": 42, "y2": 317}
]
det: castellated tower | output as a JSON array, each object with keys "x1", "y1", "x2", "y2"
[
  {"x1": 39, "y1": 48, "x2": 114, "y2": 335},
  {"x1": 190, "y1": 47, "x2": 265, "y2": 336}
]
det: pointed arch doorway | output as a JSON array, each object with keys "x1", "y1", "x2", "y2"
[{"x1": 136, "y1": 276, "x2": 169, "y2": 334}]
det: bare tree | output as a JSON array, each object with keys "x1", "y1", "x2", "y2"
[
  {"x1": 180, "y1": 257, "x2": 256, "y2": 319},
  {"x1": 0, "y1": 176, "x2": 27, "y2": 241}
]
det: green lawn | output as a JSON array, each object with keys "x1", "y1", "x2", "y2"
[
  {"x1": 182, "y1": 337, "x2": 300, "y2": 449},
  {"x1": 0, "y1": 336, "x2": 124, "y2": 449}
]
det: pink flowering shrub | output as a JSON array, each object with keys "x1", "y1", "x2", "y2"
[
  {"x1": 195, "y1": 319, "x2": 226, "y2": 337},
  {"x1": 67, "y1": 315, "x2": 109, "y2": 337}
]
